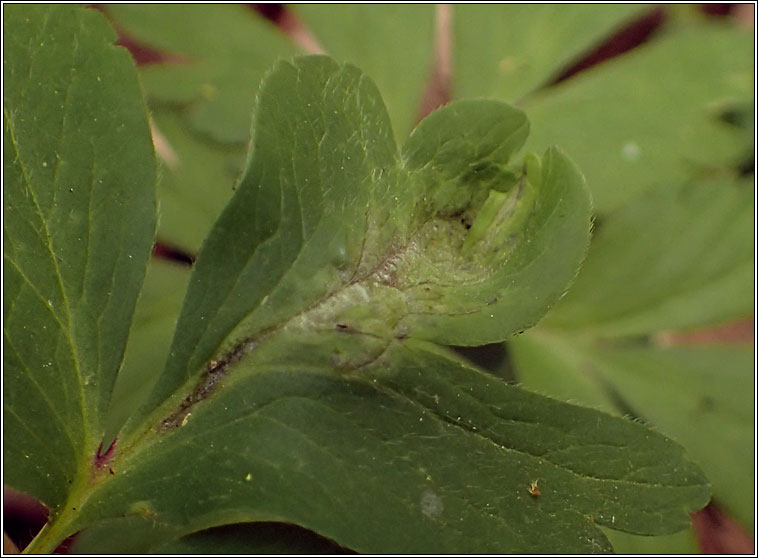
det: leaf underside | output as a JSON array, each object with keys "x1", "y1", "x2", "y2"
[{"x1": 71, "y1": 56, "x2": 707, "y2": 554}]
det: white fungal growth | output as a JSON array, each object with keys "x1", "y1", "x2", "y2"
[
  {"x1": 420, "y1": 489, "x2": 444, "y2": 520},
  {"x1": 621, "y1": 141, "x2": 641, "y2": 161}
]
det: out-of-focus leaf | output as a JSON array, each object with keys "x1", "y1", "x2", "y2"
[
  {"x1": 150, "y1": 109, "x2": 246, "y2": 254},
  {"x1": 504, "y1": 332, "x2": 617, "y2": 414},
  {"x1": 3, "y1": 4, "x2": 155, "y2": 510},
  {"x1": 294, "y1": 4, "x2": 435, "y2": 140},
  {"x1": 541, "y1": 176, "x2": 754, "y2": 337},
  {"x1": 106, "y1": 4, "x2": 300, "y2": 143},
  {"x1": 511, "y1": 330, "x2": 754, "y2": 529},
  {"x1": 524, "y1": 24, "x2": 754, "y2": 212},
  {"x1": 101, "y1": 259, "x2": 192, "y2": 451},
  {"x1": 453, "y1": 4, "x2": 646, "y2": 102},
  {"x1": 105, "y1": 5, "x2": 282, "y2": 252}
]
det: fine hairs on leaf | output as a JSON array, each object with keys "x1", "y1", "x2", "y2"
[{"x1": 3, "y1": 5, "x2": 717, "y2": 555}]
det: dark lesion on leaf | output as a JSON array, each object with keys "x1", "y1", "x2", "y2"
[{"x1": 158, "y1": 344, "x2": 253, "y2": 431}]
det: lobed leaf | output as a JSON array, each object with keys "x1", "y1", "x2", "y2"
[
  {"x1": 507, "y1": 175, "x2": 755, "y2": 534},
  {"x1": 71, "y1": 341, "x2": 708, "y2": 554},
  {"x1": 135, "y1": 56, "x2": 591, "y2": 426},
  {"x1": 62, "y1": 55, "x2": 710, "y2": 555},
  {"x1": 5, "y1": 13, "x2": 716, "y2": 550},
  {"x1": 511, "y1": 332, "x2": 754, "y2": 529}
]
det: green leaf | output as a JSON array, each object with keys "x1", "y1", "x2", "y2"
[
  {"x1": 137, "y1": 55, "x2": 591, "y2": 423},
  {"x1": 524, "y1": 24, "x2": 754, "y2": 212},
  {"x1": 452, "y1": 4, "x2": 647, "y2": 102},
  {"x1": 101, "y1": 259, "x2": 192, "y2": 451},
  {"x1": 70, "y1": 341, "x2": 708, "y2": 554},
  {"x1": 58, "y1": 55, "x2": 707, "y2": 555},
  {"x1": 541, "y1": 176, "x2": 754, "y2": 337},
  {"x1": 511, "y1": 331, "x2": 754, "y2": 529},
  {"x1": 505, "y1": 331, "x2": 617, "y2": 414},
  {"x1": 502, "y1": 24, "x2": 755, "y2": 542},
  {"x1": 107, "y1": 5, "x2": 434, "y2": 251},
  {"x1": 105, "y1": 4, "x2": 300, "y2": 143},
  {"x1": 398, "y1": 107, "x2": 590, "y2": 346},
  {"x1": 3, "y1": 4, "x2": 156, "y2": 510},
  {"x1": 294, "y1": 4, "x2": 436, "y2": 140},
  {"x1": 135, "y1": 55, "x2": 397, "y2": 418},
  {"x1": 590, "y1": 344, "x2": 754, "y2": 530},
  {"x1": 149, "y1": 108, "x2": 246, "y2": 254},
  {"x1": 105, "y1": 4, "x2": 284, "y2": 252},
  {"x1": 8, "y1": 40, "x2": 711, "y2": 553}
]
